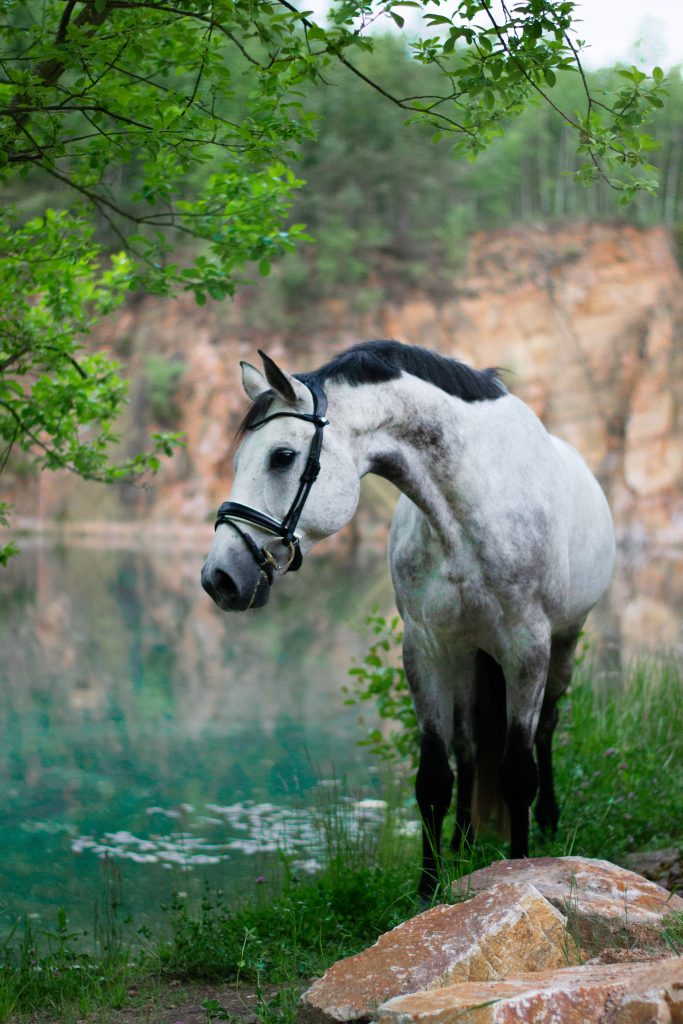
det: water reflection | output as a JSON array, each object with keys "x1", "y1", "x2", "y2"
[
  {"x1": 0, "y1": 542, "x2": 395, "y2": 933},
  {"x1": 0, "y1": 537, "x2": 681, "y2": 934}
]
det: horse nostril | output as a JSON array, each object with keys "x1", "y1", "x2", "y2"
[
  {"x1": 201, "y1": 563, "x2": 239, "y2": 605},
  {"x1": 212, "y1": 567, "x2": 239, "y2": 602}
]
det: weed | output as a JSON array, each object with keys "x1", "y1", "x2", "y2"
[
  {"x1": 557, "y1": 872, "x2": 584, "y2": 964},
  {"x1": 662, "y1": 911, "x2": 683, "y2": 954},
  {"x1": 0, "y1": 911, "x2": 133, "y2": 1023},
  {"x1": 203, "y1": 996, "x2": 233, "y2": 1022},
  {"x1": 160, "y1": 861, "x2": 418, "y2": 984}
]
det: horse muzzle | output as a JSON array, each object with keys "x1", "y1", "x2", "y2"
[{"x1": 200, "y1": 554, "x2": 272, "y2": 612}]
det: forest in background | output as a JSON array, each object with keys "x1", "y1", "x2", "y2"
[
  {"x1": 4, "y1": 33, "x2": 683, "y2": 312},
  {"x1": 281, "y1": 38, "x2": 683, "y2": 304}
]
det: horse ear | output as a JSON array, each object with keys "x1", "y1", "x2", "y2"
[
  {"x1": 240, "y1": 361, "x2": 269, "y2": 402},
  {"x1": 258, "y1": 350, "x2": 308, "y2": 406}
]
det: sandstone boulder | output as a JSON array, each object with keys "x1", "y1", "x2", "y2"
[
  {"x1": 457, "y1": 856, "x2": 683, "y2": 952},
  {"x1": 625, "y1": 848, "x2": 683, "y2": 893},
  {"x1": 298, "y1": 882, "x2": 574, "y2": 1024},
  {"x1": 374, "y1": 956, "x2": 683, "y2": 1024}
]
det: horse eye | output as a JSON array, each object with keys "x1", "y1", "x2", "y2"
[{"x1": 269, "y1": 448, "x2": 297, "y2": 470}]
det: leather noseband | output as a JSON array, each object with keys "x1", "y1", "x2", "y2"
[{"x1": 214, "y1": 378, "x2": 329, "y2": 583}]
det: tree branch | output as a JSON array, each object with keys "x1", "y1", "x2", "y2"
[
  {"x1": 55, "y1": 0, "x2": 79, "y2": 46},
  {"x1": 3, "y1": 1, "x2": 110, "y2": 152}
]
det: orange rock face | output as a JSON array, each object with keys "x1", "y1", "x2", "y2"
[
  {"x1": 9, "y1": 223, "x2": 683, "y2": 551},
  {"x1": 298, "y1": 882, "x2": 572, "y2": 1024},
  {"x1": 374, "y1": 957, "x2": 683, "y2": 1024},
  {"x1": 458, "y1": 856, "x2": 683, "y2": 950}
]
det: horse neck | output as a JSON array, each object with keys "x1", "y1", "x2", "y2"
[{"x1": 329, "y1": 376, "x2": 474, "y2": 540}]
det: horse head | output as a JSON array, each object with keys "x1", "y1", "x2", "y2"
[{"x1": 201, "y1": 351, "x2": 360, "y2": 611}]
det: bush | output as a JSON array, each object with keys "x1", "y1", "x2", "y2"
[{"x1": 144, "y1": 355, "x2": 186, "y2": 427}]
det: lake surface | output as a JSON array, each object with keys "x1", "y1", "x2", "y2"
[
  {"x1": 0, "y1": 540, "x2": 397, "y2": 938},
  {"x1": 1, "y1": 536, "x2": 681, "y2": 938}
]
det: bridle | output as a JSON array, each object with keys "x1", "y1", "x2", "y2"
[{"x1": 213, "y1": 378, "x2": 329, "y2": 588}]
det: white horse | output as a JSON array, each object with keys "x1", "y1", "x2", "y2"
[{"x1": 201, "y1": 341, "x2": 614, "y2": 897}]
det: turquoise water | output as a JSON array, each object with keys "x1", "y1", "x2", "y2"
[
  {"x1": 0, "y1": 542, "x2": 395, "y2": 936},
  {"x1": 2, "y1": 536, "x2": 680, "y2": 939}
]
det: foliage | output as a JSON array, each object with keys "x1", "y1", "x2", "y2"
[
  {"x1": 162, "y1": 865, "x2": 417, "y2": 984},
  {"x1": 0, "y1": 1, "x2": 668, "y2": 554},
  {"x1": 662, "y1": 912, "x2": 683, "y2": 955},
  {"x1": 0, "y1": 1, "x2": 314, "y2": 298},
  {"x1": 0, "y1": 206, "x2": 183, "y2": 557},
  {"x1": 0, "y1": 2, "x2": 665, "y2": 214},
  {"x1": 344, "y1": 611, "x2": 418, "y2": 768},
  {"x1": 159, "y1": 787, "x2": 421, "y2": 983},
  {"x1": 245, "y1": 53, "x2": 683, "y2": 310},
  {"x1": 0, "y1": 503, "x2": 17, "y2": 566},
  {"x1": 143, "y1": 353, "x2": 186, "y2": 427},
  {"x1": 0, "y1": 210, "x2": 170, "y2": 477}
]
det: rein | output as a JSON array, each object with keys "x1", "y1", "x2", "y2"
[{"x1": 214, "y1": 379, "x2": 329, "y2": 585}]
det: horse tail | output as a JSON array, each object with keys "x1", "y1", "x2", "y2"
[{"x1": 472, "y1": 649, "x2": 509, "y2": 838}]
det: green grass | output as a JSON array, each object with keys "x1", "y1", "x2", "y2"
[
  {"x1": 662, "y1": 912, "x2": 683, "y2": 955},
  {"x1": 0, "y1": 911, "x2": 133, "y2": 1022},
  {"x1": 1, "y1": 655, "x2": 681, "y2": 1023},
  {"x1": 546, "y1": 656, "x2": 683, "y2": 860}
]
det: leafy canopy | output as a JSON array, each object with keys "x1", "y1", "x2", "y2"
[{"x1": 0, "y1": 1, "x2": 667, "y2": 562}]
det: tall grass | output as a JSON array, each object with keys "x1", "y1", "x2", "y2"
[
  {"x1": 549, "y1": 656, "x2": 683, "y2": 859},
  {"x1": 0, "y1": 905, "x2": 132, "y2": 1022},
  {"x1": 158, "y1": 793, "x2": 421, "y2": 983}
]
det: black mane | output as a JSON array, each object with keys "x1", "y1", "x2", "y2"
[
  {"x1": 299, "y1": 340, "x2": 505, "y2": 402},
  {"x1": 238, "y1": 340, "x2": 505, "y2": 437}
]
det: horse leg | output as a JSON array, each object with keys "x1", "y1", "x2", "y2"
[
  {"x1": 403, "y1": 634, "x2": 455, "y2": 900},
  {"x1": 451, "y1": 751, "x2": 474, "y2": 854},
  {"x1": 416, "y1": 728, "x2": 453, "y2": 898},
  {"x1": 534, "y1": 702, "x2": 559, "y2": 835},
  {"x1": 500, "y1": 641, "x2": 550, "y2": 859},
  {"x1": 450, "y1": 654, "x2": 480, "y2": 855},
  {"x1": 535, "y1": 630, "x2": 581, "y2": 835}
]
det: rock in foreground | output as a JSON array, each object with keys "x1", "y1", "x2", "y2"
[
  {"x1": 298, "y1": 882, "x2": 572, "y2": 1024},
  {"x1": 458, "y1": 856, "x2": 683, "y2": 951},
  {"x1": 375, "y1": 956, "x2": 683, "y2": 1024}
]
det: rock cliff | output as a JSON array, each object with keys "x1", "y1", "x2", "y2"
[{"x1": 11, "y1": 222, "x2": 682, "y2": 549}]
